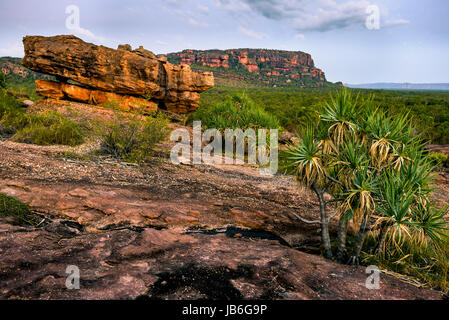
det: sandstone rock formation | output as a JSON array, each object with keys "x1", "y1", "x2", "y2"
[
  {"x1": 166, "y1": 48, "x2": 327, "y2": 87},
  {"x1": 22, "y1": 35, "x2": 214, "y2": 114},
  {"x1": 35, "y1": 80, "x2": 158, "y2": 113}
]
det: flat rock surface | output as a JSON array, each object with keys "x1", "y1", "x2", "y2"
[{"x1": 0, "y1": 140, "x2": 444, "y2": 300}]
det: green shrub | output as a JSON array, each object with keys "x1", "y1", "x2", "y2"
[
  {"x1": 100, "y1": 99, "x2": 121, "y2": 111},
  {"x1": 11, "y1": 111, "x2": 85, "y2": 146},
  {"x1": 428, "y1": 152, "x2": 448, "y2": 168},
  {"x1": 0, "y1": 193, "x2": 39, "y2": 225},
  {"x1": 0, "y1": 89, "x2": 27, "y2": 135},
  {"x1": 99, "y1": 112, "x2": 169, "y2": 162},
  {"x1": 191, "y1": 93, "x2": 280, "y2": 131},
  {"x1": 1, "y1": 90, "x2": 85, "y2": 145},
  {"x1": 0, "y1": 72, "x2": 6, "y2": 89}
]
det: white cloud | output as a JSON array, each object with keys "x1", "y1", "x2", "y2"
[
  {"x1": 238, "y1": 26, "x2": 268, "y2": 39},
  {"x1": 295, "y1": 33, "x2": 305, "y2": 39}
]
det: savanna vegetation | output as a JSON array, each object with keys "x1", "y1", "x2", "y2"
[
  {"x1": 280, "y1": 90, "x2": 449, "y2": 291},
  {"x1": 1, "y1": 66, "x2": 449, "y2": 292},
  {"x1": 98, "y1": 111, "x2": 170, "y2": 162},
  {"x1": 191, "y1": 93, "x2": 279, "y2": 131},
  {"x1": 0, "y1": 89, "x2": 85, "y2": 146},
  {"x1": 197, "y1": 87, "x2": 449, "y2": 144},
  {"x1": 0, "y1": 76, "x2": 169, "y2": 157},
  {"x1": 0, "y1": 72, "x2": 6, "y2": 89}
]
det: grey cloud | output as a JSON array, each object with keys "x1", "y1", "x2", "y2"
[{"x1": 217, "y1": 0, "x2": 405, "y2": 32}]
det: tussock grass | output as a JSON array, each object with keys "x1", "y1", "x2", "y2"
[
  {"x1": 12, "y1": 111, "x2": 85, "y2": 146},
  {"x1": 0, "y1": 193, "x2": 39, "y2": 226},
  {"x1": 363, "y1": 233, "x2": 449, "y2": 293},
  {"x1": 428, "y1": 152, "x2": 448, "y2": 168},
  {"x1": 98, "y1": 112, "x2": 170, "y2": 163},
  {"x1": 0, "y1": 89, "x2": 85, "y2": 146}
]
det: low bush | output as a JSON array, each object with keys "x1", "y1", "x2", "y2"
[
  {"x1": 428, "y1": 152, "x2": 448, "y2": 168},
  {"x1": 0, "y1": 72, "x2": 6, "y2": 89},
  {"x1": 1, "y1": 90, "x2": 85, "y2": 145},
  {"x1": 191, "y1": 93, "x2": 280, "y2": 131},
  {"x1": 99, "y1": 112, "x2": 170, "y2": 162},
  {"x1": 12, "y1": 111, "x2": 85, "y2": 146},
  {"x1": 0, "y1": 193, "x2": 39, "y2": 225}
]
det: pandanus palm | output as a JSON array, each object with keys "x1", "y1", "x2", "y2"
[
  {"x1": 282, "y1": 89, "x2": 448, "y2": 266},
  {"x1": 321, "y1": 89, "x2": 359, "y2": 147},
  {"x1": 284, "y1": 126, "x2": 333, "y2": 258}
]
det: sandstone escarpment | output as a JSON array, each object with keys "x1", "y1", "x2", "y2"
[
  {"x1": 166, "y1": 48, "x2": 326, "y2": 87},
  {"x1": 22, "y1": 35, "x2": 214, "y2": 114}
]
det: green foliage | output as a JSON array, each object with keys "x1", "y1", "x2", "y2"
[
  {"x1": 0, "y1": 72, "x2": 6, "y2": 89},
  {"x1": 99, "y1": 112, "x2": 170, "y2": 162},
  {"x1": 363, "y1": 233, "x2": 449, "y2": 293},
  {"x1": 12, "y1": 111, "x2": 85, "y2": 146},
  {"x1": 0, "y1": 90, "x2": 84, "y2": 145},
  {"x1": 428, "y1": 152, "x2": 448, "y2": 168},
  {"x1": 0, "y1": 57, "x2": 51, "y2": 100},
  {"x1": 191, "y1": 93, "x2": 280, "y2": 131},
  {"x1": 199, "y1": 87, "x2": 449, "y2": 144},
  {"x1": 281, "y1": 89, "x2": 449, "y2": 288},
  {"x1": 100, "y1": 99, "x2": 121, "y2": 111},
  {"x1": 0, "y1": 193, "x2": 39, "y2": 225}
]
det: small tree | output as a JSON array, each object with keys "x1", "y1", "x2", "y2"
[{"x1": 282, "y1": 90, "x2": 448, "y2": 264}]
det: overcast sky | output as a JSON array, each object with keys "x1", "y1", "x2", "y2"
[{"x1": 0, "y1": 0, "x2": 448, "y2": 83}]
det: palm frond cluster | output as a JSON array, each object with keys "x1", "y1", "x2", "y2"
[{"x1": 282, "y1": 89, "x2": 448, "y2": 266}]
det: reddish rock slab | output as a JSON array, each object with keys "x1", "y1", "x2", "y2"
[{"x1": 0, "y1": 222, "x2": 442, "y2": 300}]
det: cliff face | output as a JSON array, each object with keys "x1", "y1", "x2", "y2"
[
  {"x1": 0, "y1": 57, "x2": 51, "y2": 80},
  {"x1": 166, "y1": 49, "x2": 327, "y2": 87}
]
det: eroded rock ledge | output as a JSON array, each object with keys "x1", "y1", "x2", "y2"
[{"x1": 22, "y1": 35, "x2": 214, "y2": 114}]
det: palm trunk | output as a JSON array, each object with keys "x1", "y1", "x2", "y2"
[
  {"x1": 336, "y1": 214, "x2": 348, "y2": 263},
  {"x1": 375, "y1": 222, "x2": 388, "y2": 256},
  {"x1": 313, "y1": 184, "x2": 333, "y2": 259},
  {"x1": 348, "y1": 209, "x2": 370, "y2": 265}
]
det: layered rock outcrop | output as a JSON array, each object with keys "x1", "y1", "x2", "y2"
[
  {"x1": 167, "y1": 48, "x2": 326, "y2": 87},
  {"x1": 22, "y1": 35, "x2": 214, "y2": 114},
  {"x1": 35, "y1": 80, "x2": 158, "y2": 113}
]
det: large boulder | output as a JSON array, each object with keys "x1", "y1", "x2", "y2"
[
  {"x1": 35, "y1": 80, "x2": 158, "y2": 113},
  {"x1": 22, "y1": 35, "x2": 214, "y2": 114}
]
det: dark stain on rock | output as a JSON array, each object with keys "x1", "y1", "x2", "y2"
[{"x1": 186, "y1": 226, "x2": 291, "y2": 247}]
